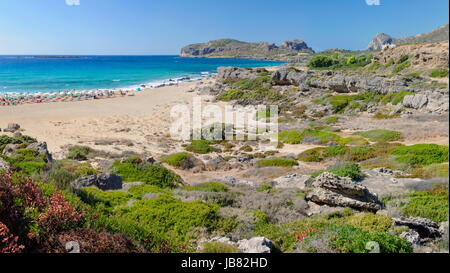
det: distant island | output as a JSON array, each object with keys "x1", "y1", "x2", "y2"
[{"x1": 180, "y1": 38, "x2": 314, "y2": 61}]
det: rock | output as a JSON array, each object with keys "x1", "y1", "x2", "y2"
[
  {"x1": 372, "y1": 167, "x2": 409, "y2": 177},
  {"x1": 2, "y1": 144, "x2": 19, "y2": 156},
  {"x1": 272, "y1": 173, "x2": 311, "y2": 189},
  {"x1": 27, "y1": 142, "x2": 53, "y2": 163},
  {"x1": 72, "y1": 173, "x2": 123, "y2": 191},
  {"x1": 403, "y1": 94, "x2": 428, "y2": 109},
  {"x1": 216, "y1": 67, "x2": 257, "y2": 82},
  {"x1": 400, "y1": 230, "x2": 421, "y2": 246},
  {"x1": 13, "y1": 132, "x2": 22, "y2": 137},
  {"x1": 305, "y1": 172, "x2": 382, "y2": 212},
  {"x1": 222, "y1": 176, "x2": 254, "y2": 187},
  {"x1": 236, "y1": 154, "x2": 253, "y2": 163},
  {"x1": 367, "y1": 33, "x2": 394, "y2": 51},
  {"x1": 202, "y1": 236, "x2": 276, "y2": 253},
  {"x1": 237, "y1": 237, "x2": 275, "y2": 253},
  {"x1": 393, "y1": 217, "x2": 443, "y2": 239},
  {"x1": 204, "y1": 156, "x2": 230, "y2": 171},
  {"x1": 280, "y1": 40, "x2": 312, "y2": 51},
  {"x1": 121, "y1": 182, "x2": 145, "y2": 192},
  {"x1": 0, "y1": 158, "x2": 10, "y2": 171},
  {"x1": 65, "y1": 241, "x2": 80, "y2": 253}
]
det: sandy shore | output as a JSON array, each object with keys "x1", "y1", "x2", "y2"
[{"x1": 0, "y1": 79, "x2": 215, "y2": 158}]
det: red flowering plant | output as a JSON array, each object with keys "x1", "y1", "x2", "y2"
[
  {"x1": 38, "y1": 193, "x2": 85, "y2": 234},
  {"x1": 293, "y1": 228, "x2": 321, "y2": 244},
  {"x1": 0, "y1": 171, "x2": 86, "y2": 253},
  {"x1": 0, "y1": 222, "x2": 24, "y2": 253}
]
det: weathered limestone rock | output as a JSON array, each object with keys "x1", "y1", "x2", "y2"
[
  {"x1": 403, "y1": 94, "x2": 428, "y2": 109},
  {"x1": 305, "y1": 172, "x2": 382, "y2": 212},
  {"x1": 393, "y1": 217, "x2": 443, "y2": 239}
]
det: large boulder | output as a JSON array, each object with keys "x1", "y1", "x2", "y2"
[
  {"x1": 72, "y1": 173, "x2": 123, "y2": 191},
  {"x1": 216, "y1": 67, "x2": 256, "y2": 82},
  {"x1": 27, "y1": 142, "x2": 53, "y2": 163},
  {"x1": 393, "y1": 217, "x2": 443, "y2": 239},
  {"x1": 271, "y1": 68, "x2": 309, "y2": 86},
  {"x1": 402, "y1": 94, "x2": 428, "y2": 109},
  {"x1": 305, "y1": 172, "x2": 382, "y2": 212},
  {"x1": 3, "y1": 123, "x2": 20, "y2": 133}
]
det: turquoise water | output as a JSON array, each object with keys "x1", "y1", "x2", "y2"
[{"x1": 0, "y1": 55, "x2": 282, "y2": 93}]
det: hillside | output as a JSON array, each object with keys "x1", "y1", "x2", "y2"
[
  {"x1": 180, "y1": 38, "x2": 314, "y2": 61},
  {"x1": 368, "y1": 24, "x2": 449, "y2": 50}
]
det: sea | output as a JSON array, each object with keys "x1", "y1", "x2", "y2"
[{"x1": 0, "y1": 55, "x2": 282, "y2": 93}]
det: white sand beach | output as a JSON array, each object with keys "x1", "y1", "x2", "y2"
[{"x1": 0, "y1": 79, "x2": 215, "y2": 158}]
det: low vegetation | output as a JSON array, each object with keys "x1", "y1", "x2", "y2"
[
  {"x1": 429, "y1": 68, "x2": 449, "y2": 78},
  {"x1": 354, "y1": 129, "x2": 402, "y2": 142},
  {"x1": 185, "y1": 140, "x2": 215, "y2": 154},
  {"x1": 110, "y1": 157, "x2": 183, "y2": 188},
  {"x1": 256, "y1": 158, "x2": 299, "y2": 167}
]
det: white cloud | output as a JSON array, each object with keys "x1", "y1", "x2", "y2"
[
  {"x1": 365, "y1": 0, "x2": 381, "y2": 6},
  {"x1": 66, "y1": 0, "x2": 80, "y2": 6}
]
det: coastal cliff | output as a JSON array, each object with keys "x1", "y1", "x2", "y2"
[
  {"x1": 368, "y1": 24, "x2": 449, "y2": 50},
  {"x1": 180, "y1": 38, "x2": 314, "y2": 61}
]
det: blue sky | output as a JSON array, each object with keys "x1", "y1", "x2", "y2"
[{"x1": 0, "y1": 0, "x2": 448, "y2": 55}]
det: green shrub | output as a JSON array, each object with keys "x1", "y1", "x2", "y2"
[
  {"x1": 429, "y1": 68, "x2": 449, "y2": 78},
  {"x1": 278, "y1": 131, "x2": 303, "y2": 144},
  {"x1": 78, "y1": 187, "x2": 132, "y2": 209},
  {"x1": 354, "y1": 129, "x2": 402, "y2": 142},
  {"x1": 183, "y1": 182, "x2": 229, "y2": 192},
  {"x1": 110, "y1": 157, "x2": 183, "y2": 188},
  {"x1": 161, "y1": 152, "x2": 192, "y2": 169},
  {"x1": 113, "y1": 194, "x2": 220, "y2": 250},
  {"x1": 401, "y1": 185, "x2": 449, "y2": 222},
  {"x1": 200, "y1": 242, "x2": 238, "y2": 253},
  {"x1": 325, "y1": 162, "x2": 363, "y2": 180},
  {"x1": 67, "y1": 145, "x2": 93, "y2": 161},
  {"x1": 45, "y1": 168, "x2": 81, "y2": 191},
  {"x1": 373, "y1": 112, "x2": 400, "y2": 119},
  {"x1": 335, "y1": 213, "x2": 393, "y2": 233},
  {"x1": 308, "y1": 55, "x2": 337, "y2": 68},
  {"x1": 0, "y1": 135, "x2": 37, "y2": 151},
  {"x1": 128, "y1": 184, "x2": 165, "y2": 199},
  {"x1": 3, "y1": 149, "x2": 48, "y2": 175},
  {"x1": 324, "y1": 116, "x2": 339, "y2": 124},
  {"x1": 392, "y1": 61, "x2": 411, "y2": 73},
  {"x1": 256, "y1": 158, "x2": 298, "y2": 167},
  {"x1": 381, "y1": 90, "x2": 414, "y2": 105},
  {"x1": 393, "y1": 144, "x2": 449, "y2": 167},
  {"x1": 329, "y1": 95, "x2": 355, "y2": 114},
  {"x1": 330, "y1": 225, "x2": 412, "y2": 253},
  {"x1": 217, "y1": 89, "x2": 243, "y2": 101},
  {"x1": 298, "y1": 146, "x2": 347, "y2": 162},
  {"x1": 185, "y1": 140, "x2": 214, "y2": 154},
  {"x1": 233, "y1": 76, "x2": 272, "y2": 90}
]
